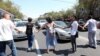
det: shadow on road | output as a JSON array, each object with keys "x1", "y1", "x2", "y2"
[
  {"x1": 36, "y1": 49, "x2": 74, "y2": 56},
  {"x1": 97, "y1": 40, "x2": 100, "y2": 45},
  {"x1": 57, "y1": 39, "x2": 71, "y2": 43},
  {"x1": 39, "y1": 49, "x2": 48, "y2": 54},
  {"x1": 16, "y1": 47, "x2": 27, "y2": 52},
  {"x1": 14, "y1": 38, "x2": 27, "y2": 42},
  {"x1": 77, "y1": 45, "x2": 89, "y2": 48},
  {"x1": 53, "y1": 49, "x2": 74, "y2": 56},
  {"x1": 80, "y1": 55, "x2": 87, "y2": 56},
  {"x1": 16, "y1": 47, "x2": 36, "y2": 53}
]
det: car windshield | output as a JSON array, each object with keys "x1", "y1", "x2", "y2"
[
  {"x1": 79, "y1": 19, "x2": 85, "y2": 24},
  {"x1": 16, "y1": 22, "x2": 27, "y2": 27},
  {"x1": 39, "y1": 20, "x2": 46, "y2": 23},
  {"x1": 54, "y1": 21, "x2": 67, "y2": 27}
]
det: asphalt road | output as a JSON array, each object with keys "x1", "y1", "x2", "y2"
[{"x1": 6, "y1": 29, "x2": 100, "y2": 56}]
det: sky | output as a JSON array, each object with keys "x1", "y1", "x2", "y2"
[{"x1": 12, "y1": 0, "x2": 77, "y2": 19}]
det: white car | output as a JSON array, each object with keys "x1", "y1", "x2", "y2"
[
  {"x1": 37, "y1": 19, "x2": 47, "y2": 28},
  {"x1": 54, "y1": 21, "x2": 71, "y2": 40},
  {"x1": 12, "y1": 19, "x2": 22, "y2": 25},
  {"x1": 13, "y1": 21, "x2": 27, "y2": 39}
]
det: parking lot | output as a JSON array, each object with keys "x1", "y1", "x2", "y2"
[{"x1": 6, "y1": 29, "x2": 100, "y2": 56}]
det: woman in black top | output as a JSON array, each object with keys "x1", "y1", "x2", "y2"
[{"x1": 26, "y1": 17, "x2": 34, "y2": 51}]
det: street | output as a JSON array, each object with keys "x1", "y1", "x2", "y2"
[
  {"x1": 0, "y1": 0, "x2": 100, "y2": 56},
  {"x1": 6, "y1": 29, "x2": 100, "y2": 56}
]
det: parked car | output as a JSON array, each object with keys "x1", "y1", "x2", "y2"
[
  {"x1": 97, "y1": 21, "x2": 100, "y2": 29},
  {"x1": 12, "y1": 19, "x2": 22, "y2": 25},
  {"x1": 78, "y1": 19, "x2": 88, "y2": 31},
  {"x1": 54, "y1": 21, "x2": 71, "y2": 41},
  {"x1": 35, "y1": 19, "x2": 47, "y2": 29},
  {"x1": 13, "y1": 21, "x2": 27, "y2": 39},
  {"x1": 64, "y1": 21, "x2": 72, "y2": 27}
]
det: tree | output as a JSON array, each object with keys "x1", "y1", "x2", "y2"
[
  {"x1": 38, "y1": 9, "x2": 75, "y2": 20},
  {"x1": 0, "y1": 0, "x2": 23, "y2": 19},
  {"x1": 76, "y1": 0, "x2": 100, "y2": 19}
]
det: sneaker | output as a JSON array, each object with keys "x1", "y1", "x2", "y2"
[
  {"x1": 27, "y1": 48, "x2": 31, "y2": 52},
  {"x1": 31, "y1": 47, "x2": 33, "y2": 50},
  {"x1": 92, "y1": 46, "x2": 96, "y2": 49},
  {"x1": 47, "y1": 49, "x2": 49, "y2": 54}
]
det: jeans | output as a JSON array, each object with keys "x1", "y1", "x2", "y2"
[
  {"x1": 0, "y1": 40, "x2": 17, "y2": 56},
  {"x1": 27, "y1": 34, "x2": 34, "y2": 48},
  {"x1": 88, "y1": 31, "x2": 97, "y2": 47},
  {"x1": 71, "y1": 35, "x2": 77, "y2": 52}
]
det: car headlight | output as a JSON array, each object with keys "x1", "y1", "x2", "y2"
[
  {"x1": 60, "y1": 33, "x2": 65, "y2": 36},
  {"x1": 60, "y1": 32, "x2": 71, "y2": 36}
]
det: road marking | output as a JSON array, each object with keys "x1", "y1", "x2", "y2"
[{"x1": 34, "y1": 39, "x2": 42, "y2": 56}]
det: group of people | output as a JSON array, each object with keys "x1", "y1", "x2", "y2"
[
  {"x1": 0, "y1": 13, "x2": 20, "y2": 56},
  {"x1": 70, "y1": 15, "x2": 98, "y2": 53},
  {"x1": 25, "y1": 14, "x2": 99, "y2": 54},
  {"x1": 0, "y1": 12, "x2": 99, "y2": 56}
]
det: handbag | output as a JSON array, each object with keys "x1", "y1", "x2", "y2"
[{"x1": 75, "y1": 32, "x2": 78, "y2": 38}]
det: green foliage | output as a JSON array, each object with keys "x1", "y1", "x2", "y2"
[
  {"x1": 0, "y1": 0, "x2": 23, "y2": 19},
  {"x1": 38, "y1": 9, "x2": 75, "y2": 20},
  {"x1": 39, "y1": 0, "x2": 100, "y2": 20},
  {"x1": 76, "y1": 0, "x2": 100, "y2": 19}
]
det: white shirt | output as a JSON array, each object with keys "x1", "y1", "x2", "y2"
[
  {"x1": 71, "y1": 21, "x2": 79, "y2": 35},
  {"x1": 0, "y1": 19, "x2": 15, "y2": 41},
  {"x1": 85, "y1": 19, "x2": 97, "y2": 32}
]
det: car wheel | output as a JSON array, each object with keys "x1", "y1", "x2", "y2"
[
  {"x1": 55, "y1": 32, "x2": 71, "y2": 43},
  {"x1": 55, "y1": 33, "x2": 62, "y2": 42},
  {"x1": 55, "y1": 32, "x2": 59, "y2": 39}
]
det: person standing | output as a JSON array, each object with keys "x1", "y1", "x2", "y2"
[
  {"x1": 83, "y1": 15, "x2": 97, "y2": 49},
  {"x1": 70, "y1": 16, "x2": 79, "y2": 52},
  {"x1": 39, "y1": 17, "x2": 56, "y2": 53},
  {"x1": 0, "y1": 13, "x2": 20, "y2": 56},
  {"x1": 26, "y1": 17, "x2": 34, "y2": 51}
]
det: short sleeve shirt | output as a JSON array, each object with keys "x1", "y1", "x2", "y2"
[
  {"x1": 26, "y1": 22, "x2": 34, "y2": 35},
  {"x1": 71, "y1": 21, "x2": 79, "y2": 35},
  {"x1": 0, "y1": 19, "x2": 15, "y2": 41},
  {"x1": 85, "y1": 19, "x2": 97, "y2": 32}
]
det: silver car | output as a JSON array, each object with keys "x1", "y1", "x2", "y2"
[
  {"x1": 37, "y1": 19, "x2": 47, "y2": 28},
  {"x1": 13, "y1": 21, "x2": 27, "y2": 39},
  {"x1": 54, "y1": 21, "x2": 71, "y2": 40}
]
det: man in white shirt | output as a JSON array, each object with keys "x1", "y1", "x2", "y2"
[
  {"x1": 70, "y1": 16, "x2": 79, "y2": 52},
  {"x1": 0, "y1": 13, "x2": 20, "y2": 56},
  {"x1": 83, "y1": 15, "x2": 97, "y2": 49}
]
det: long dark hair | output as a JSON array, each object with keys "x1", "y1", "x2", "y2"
[{"x1": 46, "y1": 17, "x2": 52, "y2": 23}]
